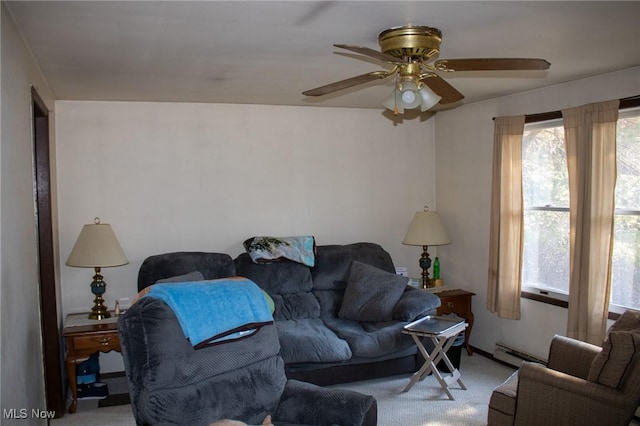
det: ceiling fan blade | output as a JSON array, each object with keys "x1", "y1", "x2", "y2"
[
  {"x1": 434, "y1": 58, "x2": 551, "y2": 72},
  {"x1": 421, "y1": 75, "x2": 465, "y2": 104},
  {"x1": 302, "y1": 71, "x2": 389, "y2": 96},
  {"x1": 334, "y1": 44, "x2": 405, "y2": 64}
]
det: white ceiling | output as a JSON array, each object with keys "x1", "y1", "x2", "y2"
[{"x1": 6, "y1": 1, "x2": 640, "y2": 110}]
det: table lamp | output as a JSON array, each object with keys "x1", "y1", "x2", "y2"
[
  {"x1": 66, "y1": 217, "x2": 129, "y2": 320},
  {"x1": 402, "y1": 207, "x2": 451, "y2": 289}
]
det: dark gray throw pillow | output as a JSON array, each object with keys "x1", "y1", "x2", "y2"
[{"x1": 338, "y1": 261, "x2": 408, "y2": 322}]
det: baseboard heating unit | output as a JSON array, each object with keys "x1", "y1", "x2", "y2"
[{"x1": 494, "y1": 342, "x2": 547, "y2": 367}]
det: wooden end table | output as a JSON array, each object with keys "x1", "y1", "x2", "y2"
[
  {"x1": 432, "y1": 288, "x2": 475, "y2": 355},
  {"x1": 62, "y1": 313, "x2": 121, "y2": 413}
]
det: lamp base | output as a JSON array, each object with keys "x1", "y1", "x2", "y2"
[
  {"x1": 88, "y1": 267, "x2": 110, "y2": 320},
  {"x1": 421, "y1": 275, "x2": 435, "y2": 289},
  {"x1": 88, "y1": 295, "x2": 111, "y2": 320},
  {"x1": 419, "y1": 245, "x2": 434, "y2": 289}
]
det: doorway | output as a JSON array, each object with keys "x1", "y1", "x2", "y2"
[{"x1": 32, "y1": 86, "x2": 65, "y2": 416}]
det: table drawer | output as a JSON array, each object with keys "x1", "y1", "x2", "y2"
[
  {"x1": 72, "y1": 333, "x2": 120, "y2": 351},
  {"x1": 437, "y1": 296, "x2": 471, "y2": 315}
]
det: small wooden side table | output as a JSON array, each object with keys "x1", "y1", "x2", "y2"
[
  {"x1": 433, "y1": 289, "x2": 475, "y2": 355},
  {"x1": 62, "y1": 313, "x2": 121, "y2": 414}
]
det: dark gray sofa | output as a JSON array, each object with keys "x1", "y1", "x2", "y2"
[{"x1": 136, "y1": 242, "x2": 441, "y2": 386}]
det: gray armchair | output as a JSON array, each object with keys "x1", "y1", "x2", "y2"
[
  {"x1": 489, "y1": 310, "x2": 640, "y2": 426},
  {"x1": 119, "y1": 295, "x2": 377, "y2": 425}
]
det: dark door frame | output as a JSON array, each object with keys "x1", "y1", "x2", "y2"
[{"x1": 32, "y1": 86, "x2": 65, "y2": 417}]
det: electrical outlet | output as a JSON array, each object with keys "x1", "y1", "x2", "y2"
[{"x1": 395, "y1": 267, "x2": 408, "y2": 277}]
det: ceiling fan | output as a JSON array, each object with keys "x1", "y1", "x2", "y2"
[{"x1": 302, "y1": 25, "x2": 550, "y2": 114}]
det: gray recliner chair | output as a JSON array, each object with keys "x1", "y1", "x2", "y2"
[{"x1": 118, "y1": 294, "x2": 377, "y2": 426}]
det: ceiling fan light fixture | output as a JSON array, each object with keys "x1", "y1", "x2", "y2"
[
  {"x1": 399, "y1": 80, "x2": 421, "y2": 109},
  {"x1": 383, "y1": 90, "x2": 404, "y2": 114},
  {"x1": 304, "y1": 24, "x2": 550, "y2": 113},
  {"x1": 384, "y1": 79, "x2": 440, "y2": 114},
  {"x1": 401, "y1": 89, "x2": 417, "y2": 105},
  {"x1": 418, "y1": 84, "x2": 442, "y2": 112}
]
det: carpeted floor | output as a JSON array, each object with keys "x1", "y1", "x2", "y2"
[
  {"x1": 52, "y1": 352, "x2": 515, "y2": 426},
  {"x1": 328, "y1": 352, "x2": 515, "y2": 426}
]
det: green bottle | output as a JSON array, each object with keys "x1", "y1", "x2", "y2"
[{"x1": 433, "y1": 257, "x2": 440, "y2": 279}]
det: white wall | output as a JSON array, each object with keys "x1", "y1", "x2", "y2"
[
  {"x1": 434, "y1": 66, "x2": 640, "y2": 359},
  {"x1": 55, "y1": 101, "x2": 436, "y2": 371},
  {"x1": 1, "y1": 3, "x2": 57, "y2": 421}
]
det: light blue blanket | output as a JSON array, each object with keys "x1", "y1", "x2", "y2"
[{"x1": 143, "y1": 278, "x2": 274, "y2": 348}]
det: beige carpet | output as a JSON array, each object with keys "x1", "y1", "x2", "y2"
[
  {"x1": 329, "y1": 352, "x2": 515, "y2": 426},
  {"x1": 52, "y1": 352, "x2": 515, "y2": 426}
]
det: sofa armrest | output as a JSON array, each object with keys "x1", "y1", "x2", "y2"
[
  {"x1": 392, "y1": 286, "x2": 441, "y2": 321},
  {"x1": 514, "y1": 361, "x2": 630, "y2": 425},
  {"x1": 547, "y1": 335, "x2": 601, "y2": 379},
  {"x1": 275, "y1": 379, "x2": 377, "y2": 426}
]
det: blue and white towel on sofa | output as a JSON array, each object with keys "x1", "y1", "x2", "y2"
[
  {"x1": 245, "y1": 235, "x2": 316, "y2": 267},
  {"x1": 143, "y1": 277, "x2": 274, "y2": 349}
]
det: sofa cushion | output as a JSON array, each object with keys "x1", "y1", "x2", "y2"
[
  {"x1": 313, "y1": 289, "x2": 344, "y2": 319},
  {"x1": 609, "y1": 309, "x2": 640, "y2": 332},
  {"x1": 588, "y1": 310, "x2": 640, "y2": 389},
  {"x1": 311, "y1": 243, "x2": 396, "y2": 291},
  {"x1": 392, "y1": 286, "x2": 441, "y2": 321},
  {"x1": 271, "y1": 292, "x2": 321, "y2": 320},
  {"x1": 155, "y1": 271, "x2": 204, "y2": 283},
  {"x1": 235, "y1": 253, "x2": 313, "y2": 295},
  {"x1": 338, "y1": 261, "x2": 407, "y2": 322},
  {"x1": 275, "y1": 379, "x2": 376, "y2": 426},
  {"x1": 275, "y1": 319, "x2": 352, "y2": 364},
  {"x1": 137, "y1": 252, "x2": 235, "y2": 291},
  {"x1": 323, "y1": 318, "x2": 415, "y2": 358},
  {"x1": 588, "y1": 330, "x2": 640, "y2": 389}
]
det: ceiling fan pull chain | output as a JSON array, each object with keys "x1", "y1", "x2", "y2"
[{"x1": 393, "y1": 72, "x2": 399, "y2": 115}]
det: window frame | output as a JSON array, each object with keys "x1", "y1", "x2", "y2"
[{"x1": 519, "y1": 96, "x2": 640, "y2": 319}]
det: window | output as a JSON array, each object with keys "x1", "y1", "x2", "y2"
[
  {"x1": 522, "y1": 107, "x2": 640, "y2": 311},
  {"x1": 611, "y1": 108, "x2": 640, "y2": 310},
  {"x1": 522, "y1": 119, "x2": 570, "y2": 298}
]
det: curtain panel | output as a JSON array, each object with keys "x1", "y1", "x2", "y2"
[
  {"x1": 563, "y1": 99, "x2": 620, "y2": 344},
  {"x1": 487, "y1": 116, "x2": 525, "y2": 320}
]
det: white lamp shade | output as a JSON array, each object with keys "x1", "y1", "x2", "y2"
[
  {"x1": 383, "y1": 81, "x2": 441, "y2": 113},
  {"x1": 66, "y1": 222, "x2": 129, "y2": 268},
  {"x1": 382, "y1": 90, "x2": 404, "y2": 114},
  {"x1": 419, "y1": 85, "x2": 442, "y2": 112},
  {"x1": 402, "y1": 211, "x2": 451, "y2": 246}
]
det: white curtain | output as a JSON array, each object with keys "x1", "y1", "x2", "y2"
[
  {"x1": 487, "y1": 116, "x2": 525, "y2": 319},
  {"x1": 563, "y1": 100, "x2": 619, "y2": 344}
]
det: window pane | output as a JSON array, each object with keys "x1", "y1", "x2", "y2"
[
  {"x1": 522, "y1": 210, "x2": 570, "y2": 293},
  {"x1": 611, "y1": 214, "x2": 640, "y2": 309},
  {"x1": 612, "y1": 108, "x2": 640, "y2": 310},
  {"x1": 522, "y1": 122, "x2": 569, "y2": 208},
  {"x1": 616, "y1": 111, "x2": 640, "y2": 210}
]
